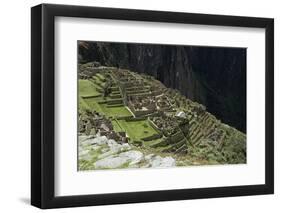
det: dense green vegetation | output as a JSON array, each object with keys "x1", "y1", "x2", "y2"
[
  {"x1": 116, "y1": 120, "x2": 158, "y2": 141},
  {"x1": 78, "y1": 65, "x2": 246, "y2": 167}
]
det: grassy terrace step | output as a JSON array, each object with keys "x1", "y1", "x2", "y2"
[
  {"x1": 190, "y1": 121, "x2": 201, "y2": 132},
  {"x1": 189, "y1": 124, "x2": 200, "y2": 135},
  {"x1": 125, "y1": 86, "x2": 150, "y2": 91},
  {"x1": 106, "y1": 99, "x2": 124, "y2": 105},
  {"x1": 111, "y1": 89, "x2": 121, "y2": 93},
  {"x1": 106, "y1": 101, "x2": 124, "y2": 106},
  {"x1": 203, "y1": 118, "x2": 215, "y2": 129},
  {"x1": 148, "y1": 138, "x2": 168, "y2": 148},
  {"x1": 94, "y1": 74, "x2": 107, "y2": 80},
  {"x1": 129, "y1": 92, "x2": 152, "y2": 97},
  {"x1": 204, "y1": 121, "x2": 217, "y2": 137},
  {"x1": 201, "y1": 113, "x2": 214, "y2": 122},
  {"x1": 112, "y1": 119, "x2": 124, "y2": 132},
  {"x1": 101, "y1": 105, "x2": 132, "y2": 117},
  {"x1": 156, "y1": 144, "x2": 175, "y2": 153},
  {"x1": 174, "y1": 144, "x2": 188, "y2": 154},
  {"x1": 92, "y1": 75, "x2": 102, "y2": 82},
  {"x1": 96, "y1": 73, "x2": 106, "y2": 81},
  {"x1": 89, "y1": 79, "x2": 104, "y2": 91},
  {"x1": 83, "y1": 98, "x2": 104, "y2": 114},
  {"x1": 93, "y1": 80, "x2": 106, "y2": 88},
  {"x1": 217, "y1": 132, "x2": 226, "y2": 147},
  {"x1": 190, "y1": 125, "x2": 202, "y2": 141},
  {"x1": 189, "y1": 131, "x2": 201, "y2": 144},
  {"x1": 188, "y1": 120, "x2": 196, "y2": 128},
  {"x1": 79, "y1": 96, "x2": 91, "y2": 112},
  {"x1": 107, "y1": 103, "x2": 125, "y2": 108},
  {"x1": 203, "y1": 115, "x2": 212, "y2": 126},
  {"x1": 126, "y1": 89, "x2": 150, "y2": 95},
  {"x1": 169, "y1": 131, "x2": 185, "y2": 144},
  {"x1": 79, "y1": 79, "x2": 101, "y2": 97},
  {"x1": 204, "y1": 121, "x2": 215, "y2": 131},
  {"x1": 158, "y1": 106, "x2": 173, "y2": 111},
  {"x1": 82, "y1": 94, "x2": 102, "y2": 98},
  {"x1": 192, "y1": 131, "x2": 204, "y2": 144},
  {"x1": 110, "y1": 87, "x2": 120, "y2": 92},
  {"x1": 109, "y1": 94, "x2": 122, "y2": 99},
  {"x1": 171, "y1": 138, "x2": 187, "y2": 149},
  {"x1": 189, "y1": 116, "x2": 197, "y2": 124},
  {"x1": 199, "y1": 113, "x2": 209, "y2": 123},
  {"x1": 158, "y1": 137, "x2": 187, "y2": 153}
]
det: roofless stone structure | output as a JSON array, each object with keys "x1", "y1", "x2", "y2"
[{"x1": 78, "y1": 62, "x2": 246, "y2": 164}]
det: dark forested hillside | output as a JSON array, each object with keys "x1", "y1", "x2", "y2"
[{"x1": 78, "y1": 41, "x2": 246, "y2": 133}]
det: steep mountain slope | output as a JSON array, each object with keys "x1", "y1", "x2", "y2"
[
  {"x1": 78, "y1": 42, "x2": 246, "y2": 133},
  {"x1": 78, "y1": 63, "x2": 246, "y2": 169}
]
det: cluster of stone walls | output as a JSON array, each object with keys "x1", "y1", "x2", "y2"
[{"x1": 78, "y1": 63, "x2": 246, "y2": 161}]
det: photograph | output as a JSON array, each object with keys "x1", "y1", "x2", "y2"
[
  {"x1": 78, "y1": 41, "x2": 247, "y2": 171},
  {"x1": 29, "y1": 2, "x2": 274, "y2": 209}
]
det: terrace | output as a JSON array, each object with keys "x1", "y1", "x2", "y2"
[{"x1": 78, "y1": 63, "x2": 235, "y2": 155}]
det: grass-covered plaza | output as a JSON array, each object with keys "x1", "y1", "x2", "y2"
[{"x1": 79, "y1": 79, "x2": 160, "y2": 143}]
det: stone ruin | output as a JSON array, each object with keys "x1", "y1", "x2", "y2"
[
  {"x1": 79, "y1": 110, "x2": 128, "y2": 144},
  {"x1": 78, "y1": 62, "x2": 246, "y2": 161}
]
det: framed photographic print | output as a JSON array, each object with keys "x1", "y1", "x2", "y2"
[{"x1": 31, "y1": 3, "x2": 274, "y2": 209}]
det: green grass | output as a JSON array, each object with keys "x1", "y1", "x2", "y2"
[
  {"x1": 96, "y1": 73, "x2": 106, "y2": 81},
  {"x1": 83, "y1": 97, "x2": 104, "y2": 114},
  {"x1": 102, "y1": 105, "x2": 132, "y2": 117},
  {"x1": 79, "y1": 96, "x2": 91, "y2": 113},
  {"x1": 144, "y1": 137, "x2": 165, "y2": 147},
  {"x1": 117, "y1": 120, "x2": 158, "y2": 141},
  {"x1": 79, "y1": 77, "x2": 132, "y2": 117},
  {"x1": 112, "y1": 119, "x2": 124, "y2": 132},
  {"x1": 82, "y1": 97, "x2": 132, "y2": 117},
  {"x1": 79, "y1": 79, "x2": 101, "y2": 97},
  {"x1": 92, "y1": 75, "x2": 107, "y2": 87}
]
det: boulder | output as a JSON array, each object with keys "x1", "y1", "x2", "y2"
[
  {"x1": 89, "y1": 136, "x2": 108, "y2": 145},
  {"x1": 150, "y1": 156, "x2": 176, "y2": 168},
  {"x1": 119, "y1": 151, "x2": 144, "y2": 165},
  {"x1": 144, "y1": 154, "x2": 155, "y2": 161},
  {"x1": 79, "y1": 149, "x2": 92, "y2": 161},
  {"x1": 94, "y1": 156, "x2": 130, "y2": 169}
]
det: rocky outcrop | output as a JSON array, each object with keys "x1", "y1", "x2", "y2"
[
  {"x1": 79, "y1": 42, "x2": 246, "y2": 133},
  {"x1": 79, "y1": 135, "x2": 176, "y2": 170}
]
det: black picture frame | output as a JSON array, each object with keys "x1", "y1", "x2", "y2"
[{"x1": 31, "y1": 3, "x2": 274, "y2": 209}]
